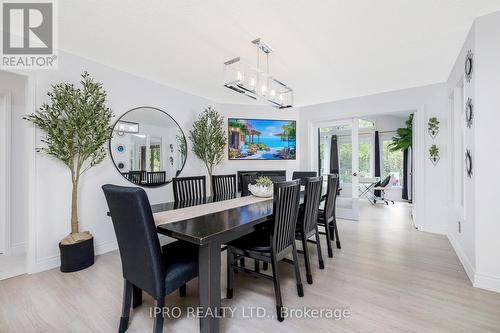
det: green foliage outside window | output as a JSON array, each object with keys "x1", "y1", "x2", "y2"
[{"x1": 382, "y1": 140, "x2": 403, "y2": 186}]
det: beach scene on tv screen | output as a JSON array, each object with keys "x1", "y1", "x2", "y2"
[{"x1": 228, "y1": 118, "x2": 296, "y2": 160}]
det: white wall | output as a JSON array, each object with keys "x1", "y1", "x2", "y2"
[
  {"x1": 27, "y1": 52, "x2": 300, "y2": 272},
  {"x1": 0, "y1": 71, "x2": 29, "y2": 254},
  {"x1": 446, "y1": 23, "x2": 476, "y2": 282},
  {"x1": 446, "y1": 10, "x2": 500, "y2": 293},
  {"x1": 473, "y1": 11, "x2": 500, "y2": 292},
  {"x1": 299, "y1": 84, "x2": 450, "y2": 234},
  {"x1": 29, "y1": 51, "x2": 216, "y2": 272}
]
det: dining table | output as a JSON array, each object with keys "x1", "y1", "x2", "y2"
[{"x1": 141, "y1": 191, "x2": 310, "y2": 333}]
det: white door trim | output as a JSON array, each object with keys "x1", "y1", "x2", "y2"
[{"x1": 0, "y1": 91, "x2": 12, "y2": 255}]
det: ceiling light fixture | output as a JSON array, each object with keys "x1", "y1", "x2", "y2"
[{"x1": 224, "y1": 38, "x2": 293, "y2": 109}]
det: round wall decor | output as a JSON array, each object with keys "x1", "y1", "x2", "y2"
[
  {"x1": 115, "y1": 144, "x2": 126, "y2": 154},
  {"x1": 465, "y1": 50, "x2": 473, "y2": 82},
  {"x1": 465, "y1": 149, "x2": 473, "y2": 178},
  {"x1": 465, "y1": 98, "x2": 473, "y2": 128}
]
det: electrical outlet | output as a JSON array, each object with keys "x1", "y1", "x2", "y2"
[{"x1": 458, "y1": 221, "x2": 461, "y2": 233}]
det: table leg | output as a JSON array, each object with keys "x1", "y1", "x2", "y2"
[{"x1": 198, "y1": 242, "x2": 221, "y2": 333}]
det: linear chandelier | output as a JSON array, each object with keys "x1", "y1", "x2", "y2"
[{"x1": 224, "y1": 38, "x2": 293, "y2": 109}]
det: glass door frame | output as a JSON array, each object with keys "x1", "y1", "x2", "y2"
[{"x1": 310, "y1": 118, "x2": 359, "y2": 220}]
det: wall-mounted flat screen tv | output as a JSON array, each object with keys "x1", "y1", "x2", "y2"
[{"x1": 228, "y1": 118, "x2": 296, "y2": 160}]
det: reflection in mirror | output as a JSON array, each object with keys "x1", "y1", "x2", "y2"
[{"x1": 110, "y1": 107, "x2": 187, "y2": 187}]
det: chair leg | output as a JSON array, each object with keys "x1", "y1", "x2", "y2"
[
  {"x1": 292, "y1": 242, "x2": 304, "y2": 297},
  {"x1": 254, "y1": 259, "x2": 260, "y2": 277},
  {"x1": 315, "y1": 227, "x2": 325, "y2": 269},
  {"x1": 328, "y1": 221, "x2": 335, "y2": 240},
  {"x1": 270, "y1": 257, "x2": 284, "y2": 322},
  {"x1": 324, "y1": 224, "x2": 333, "y2": 257},
  {"x1": 333, "y1": 218, "x2": 341, "y2": 249},
  {"x1": 153, "y1": 298, "x2": 165, "y2": 333},
  {"x1": 132, "y1": 285, "x2": 143, "y2": 308},
  {"x1": 226, "y1": 248, "x2": 234, "y2": 299},
  {"x1": 301, "y1": 236, "x2": 313, "y2": 284},
  {"x1": 119, "y1": 280, "x2": 133, "y2": 333},
  {"x1": 263, "y1": 262, "x2": 268, "y2": 270},
  {"x1": 179, "y1": 284, "x2": 186, "y2": 297}
]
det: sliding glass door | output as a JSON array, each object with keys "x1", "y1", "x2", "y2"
[{"x1": 315, "y1": 119, "x2": 359, "y2": 220}]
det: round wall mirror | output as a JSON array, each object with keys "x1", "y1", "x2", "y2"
[{"x1": 109, "y1": 107, "x2": 187, "y2": 187}]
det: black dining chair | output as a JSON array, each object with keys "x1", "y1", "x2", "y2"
[
  {"x1": 292, "y1": 171, "x2": 317, "y2": 185},
  {"x1": 129, "y1": 171, "x2": 146, "y2": 185},
  {"x1": 226, "y1": 179, "x2": 304, "y2": 322},
  {"x1": 211, "y1": 174, "x2": 237, "y2": 201},
  {"x1": 172, "y1": 176, "x2": 206, "y2": 202},
  {"x1": 102, "y1": 185, "x2": 199, "y2": 333},
  {"x1": 317, "y1": 175, "x2": 340, "y2": 257},
  {"x1": 240, "y1": 173, "x2": 258, "y2": 197},
  {"x1": 295, "y1": 176, "x2": 324, "y2": 284},
  {"x1": 147, "y1": 171, "x2": 166, "y2": 186}
]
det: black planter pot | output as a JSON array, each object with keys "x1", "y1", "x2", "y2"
[{"x1": 59, "y1": 237, "x2": 95, "y2": 273}]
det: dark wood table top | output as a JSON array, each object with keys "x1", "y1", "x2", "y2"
[{"x1": 156, "y1": 197, "x2": 276, "y2": 245}]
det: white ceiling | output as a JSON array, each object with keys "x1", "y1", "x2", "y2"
[{"x1": 59, "y1": 0, "x2": 500, "y2": 107}]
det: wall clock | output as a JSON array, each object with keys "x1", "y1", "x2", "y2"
[
  {"x1": 465, "y1": 98, "x2": 473, "y2": 128},
  {"x1": 465, "y1": 50, "x2": 473, "y2": 82},
  {"x1": 465, "y1": 149, "x2": 472, "y2": 178}
]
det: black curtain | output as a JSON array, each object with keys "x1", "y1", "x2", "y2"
[
  {"x1": 402, "y1": 148, "x2": 410, "y2": 201},
  {"x1": 374, "y1": 131, "x2": 381, "y2": 197},
  {"x1": 330, "y1": 135, "x2": 339, "y2": 176}
]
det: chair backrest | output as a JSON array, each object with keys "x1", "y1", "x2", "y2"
[
  {"x1": 240, "y1": 173, "x2": 258, "y2": 197},
  {"x1": 129, "y1": 171, "x2": 146, "y2": 184},
  {"x1": 172, "y1": 176, "x2": 206, "y2": 202},
  {"x1": 102, "y1": 185, "x2": 165, "y2": 299},
  {"x1": 212, "y1": 174, "x2": 237, "y2": 200},
  {"x1": 323, "y1": 175, "x2": 339, "y2": 223},
  {"x1": 271, "y1": 179, "x2": 301, "y2": 258},
  {"x1": 292, "y1": 171, "x2": 318, "y2": 185},
  {"x1": 301, "y1": 176, "x2": 323, "y2": 234},
  {"x1": 237, "y1": 170, "x2": 286, "y2": 192},
  {"x1": 379, "y1": 175, "x2": 391, "y2": 188},
  {"x1": 147, "y1": 171, "x2": 166, "y2": 185}
]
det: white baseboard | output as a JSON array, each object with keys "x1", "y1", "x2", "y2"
[
  {"x1": 447, "y1": 233, "x2": 475, "y2": 284},
  {"x1": 9, "y1": 242, "x2": 26, "y2": 255},
  {"x1": 474, "y1": 273, "x2": 500, "y2": 293},
  {"x1": 31, "y1": 255, "x2": 60, "y2": 274},
  {"x1": 95, "y1": 239, "x2": 117, "y2": 255},
  {"x1": 30, "y1": 239, "x2": 118, "y2": 274}
]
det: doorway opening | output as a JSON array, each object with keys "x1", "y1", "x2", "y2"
[
  {"x1": 0, "y1": 70, "x2": 29, "y2": 280},
  {"x1": 312, "y1": 111, "x2": 419, "y2": 224}
]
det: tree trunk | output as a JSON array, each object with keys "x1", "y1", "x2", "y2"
[
  {"x1": 207, "y1": 168, "x2": 212, "y2": 197},
  {"x1": 71, "y1": 178, "x2": 79, "y2": 234}
]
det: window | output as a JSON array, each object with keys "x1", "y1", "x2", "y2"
[
  {"x1": 339, "y1": 142, "x2": 352, "y2": 184},
  {"x1": 150, "y1": 144, "x2": 161, "y2": 171},
  {"x1": 358, "y1": 119, "x2": 375, "y2": 129},
  {"x1": 359, "y1": 141, "x2": 371, "y2": 177},
  {"x1": 381, "y1": 140, "x2": 403, "y2": 186}
]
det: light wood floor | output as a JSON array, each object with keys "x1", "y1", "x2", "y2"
[{"x1": 1, "y1": 202, "x2": 500, "y2": 333}]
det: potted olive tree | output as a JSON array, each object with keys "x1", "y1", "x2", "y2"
[
  {"x1": 189, "y1": 106, "x2": 226, "y2": 195},
  {"x1": 26, "y1": 72, "x2": 113, "y2": 272}
]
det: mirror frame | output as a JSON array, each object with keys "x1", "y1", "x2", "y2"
[{"x1": 109, "y1": 106, "x2": 188, "y2": 188}]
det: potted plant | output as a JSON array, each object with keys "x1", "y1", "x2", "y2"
[
  {"x1": 388, "y1": 114, "x2": 413, "y2": 152},
  {"x1": 428, "y1": 117, "x2": 440, "y2": 139},
  {"x1": 189, "y1": 106, "x2": 226, "y2": 195},
  {"x1": 248, "y1": 176, "x2": 274, "y2": 198},
  {"x1": 429, "y1": 144, "x2": 440, "y2": 165},
  {"x1": 25, "y1": 72, "x2": 113, "y2": 272}
]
